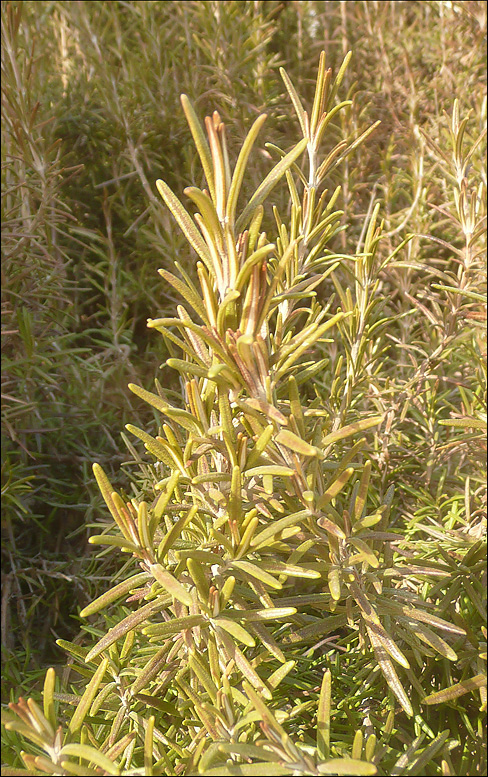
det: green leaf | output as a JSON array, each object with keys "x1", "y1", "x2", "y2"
[
  {"x1": 231, "y1": 560, "x2": 282, "y2": 590},
  {"x1": 353, "y1": 460, "x2": 371, "y2": 520},
  {"x1": 245, "y1": 465, "x2": 295, "y2": 477},
  {"x1": 144, "y1": 715, "x2": 155, "y2": 776},
  {"x1": 187, "y1": 557, "x2": 210, "y2": 601},
  {"x1": 125, "y1": 424, "x2": 176, "y2": 467},
  {"x1": 213, "y1": 617, "x2": 256, "y2": 647},
  {"x1": 149, "y1": 563, "x2": 193, "y2": 606},
  {"x1": 399, "y1": 607, "x2": 466, "y2": 635},
  {"x1": 185, "y1": 186, "x2": 222, "y2": 240},
  {"x1": 88, "y1": 535, "x2": 139, "y2": 553},
  {"x1": 280, "y1": 67, "x2": 308, "y2": 138},
  {"x1": 316, "y1": 514, "x2": 347, "y2": 540},
  {"x1": 319, "y1": 467, "x2": 355, "y2": 505},
  {"x1": 223, "y1": 607, "x2": 297, "y2": 622},
  {"x1": 402, "y1": 731, "x2": 451, "y2": 775},
  {"x1": 328, "y1": 567, "x2": 341, "y2": 601},
  {"x1": 56, "y1": 639, "x2": 90, "y2": 663},
  {"x1": 317, "y1": 669, "x2": 331, "y2": 760},
  {"x1": 152, "y1": 471, "x2": 181, "y2": 522},
  {"x1": 188, "y1": 652, "x2": 218, "y2": 703},
  {"x1": 438, "y1": 416, "x2": 486, "y2": 429},
  {"x1": 217, "y1": 631, "x2": 271, "y2": 700},
  {"x1": 43, "y1": 667, "x2": 56, "y2": 733},
  {"x1": 275, "y1": 429, "x2": 319, "y2": 457},
  {"x1": 432, "y1": 284, "x2": 487, "y2": 302},
  {"x1": 234, "y1": 243, "x2": 276, "y2": 292},
  {"x1": 422, "y1": 674, "x2": 486, "y2": 705},
  {"x1": 68, "y1": 658, "x2": 109, "y2": 735},
  {"x1": 3, "y1": 721, "x2": 48, "y2": 750},
  {"x1": 180, "y1": 94, "x2": 215, "y2": 201},
  {"x1": 260, "y1": 561, "x2": 320, "y2": 579},
  {"x1": 60, "y1": 744, "x2": 119, "y2": 775},
  {"x1": 157, "y1": 505, "x2": 198, "y2": 562},
  {"x1": 251, "y1": 510, "x2": 311, "y2": 548},
  {"x1": 321, "y1": 416, "x2": 383, "y2": 448},
  {"x1": 365, "y1": 621, "x2": 410, "y2": 669},
  {"x1": 366, "y1": 625, "x2": 413, "y2": 716},
  {"x1": 80, "y1": 573, "x2": 152, "y2": 618},
  {"x1": 217, "y1": 743, "x2": 283, "y2": 763},
  {"x1": 143, "y1": 614, "x2": 206, "y2": 637},
  {"x1": 226, "y1": 113, "x2": 267, "y2": 226},
  {"x1": 128, "y1": 383, "x2": 202, "y2": 433},
  {"x1": 236, "y1": 138, "x2": 308, "y2": 233},
  {"x1": 92, "y1": 464, "x2": 132, "y2": 541},
  {"x1": 408, "y1": 623, "x2": 458, "y2": 661},
  {"x1": 130, "y1": 647, "x2": 171, "y2": 695},
  {"x1": 157, "y1": 269, "x2": 209, "y2": 324},
  {"x1": 327, "y1": 121, "x2": 381, "y2": 174},
  {"x1": 85, "y1": 599, "x2": 167, "y2": 662},
  {"x1": 267, "y1": 660, "x2": 296, "y2": 689},
  {"x1": 237, "y1": 397, "x2": 288, "y2": 425},
  {"x1": 275, "y1": 312, "x2": 346, "y2": 377},
  {"x1": 348, "y1": 537, "x2": 379, "y2": 569},
  {"x1": 156, "y1": 179, "x2": 213, "y2": 272}
]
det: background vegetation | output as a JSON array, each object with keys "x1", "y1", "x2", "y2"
[{"x1": 1, "y1": 1, "x2": 486, "y2": 774}]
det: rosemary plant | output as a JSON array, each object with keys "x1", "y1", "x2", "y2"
[{"x1": 3, "y1": 48, "x2": 485, "y2": 777}]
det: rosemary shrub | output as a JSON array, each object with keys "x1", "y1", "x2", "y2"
[{"x1": 3, "y1": 49, "x2": 485, "y2": 777}]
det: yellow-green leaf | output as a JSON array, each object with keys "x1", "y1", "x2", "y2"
[
  {"x1": 43, "y1": 668, "x2": 56, "y2": 733},
  {"x1": 180, "y1": 94, "x2": 215, "y2": 201},
  {"x1": 85, "y1": 599, "x2": 166, "y2": 662},
  {"x1": 144, "y1": 715, "x2": 155, "y2": 776},
  {"x1": 276, "y1": 430, "x2": 319, "y2": 457},
  {"x1": 224, "y1": 607, "x2": 297, "y2": 622},
  {"x1": 231, "y1": 560, "x2": 282, "y2": 590},
  {"x1": 328, "y1": 567, "x2": 341, "y2": 601},
  {"x1": 260, "y1": 561, "x2": 320, "y2": 579},
  {"x1": 213, "y1": 617, "x2": 256, "y2": 647},
  {"x1": 348, "y1": 537, "x2": 379, "y2": 568},
  {"x1": 69, "y1": 658, "x2": 109, "y2": 735},
  {"x1": 366, "y1": 625, "x2": 412, "y2": 716},
  {"x1": 353, "y1": 460, "x2": 371, "y2": 520},
  {"x1": 88, "y1": 535, "x2": 139, "y2": 553},
  {"x1": 400, "y1": 607, "x2": 466, "y2": 635},
  {"x1": 60, "y1": 743, "x2": 119, "y2": 775},
  {"x1": 143, "y1": 614, "x2": 206, "y2": 637},
  {"x1": 226, "y1": 114, "x2": 268, "y2": 226},
  {"x1": 317, "y1": 759, "x2": 377, "y2": 775},
  {"x1": 157, "y1": 505, "x2": 198, "y2": 562},
  {"x1": 218, "y1": 632, "x2": 271, "y2": 700},
  {"x1": 409, "y1": 623, "x2": 458, "y2": 661},
  {"x1": 422, "y1": 674, "x2": 486, "y2": 705},
  {"x1": 150, "y1": 564, "x2": 193, "y2": 607},
  {"x1": 319, "y1": 467, "x2": 355, "y2": 505},
  {"x1": 236, "y1": 138, "x2": 308, "y2": 233},
  {"x1": 130, "y1": 647, "x2": 171, "y2": 695},
  {"x1": 156, "y1": 269, "x2": 208, "y2": 324},
  {"x1": 317, "y1": 669, "x2": 331, "y2": 760},
  {"x1": 267, "y1": 661, "x2": 296, "y2": 690},
  {"x1": 321, "y1": 416, "x2": 383, "y2": 448},
  {"x1": 251, "y1": 510, "x2": 311, "y2": 548},
  {"x1": 92, "y1": 464, "x2": 132, "y2": 541},
  {"x1": 156, "y1": 179, "x2": 213, "y2": 272},
  {"x1": 246, "y1": 465, "x2": 295, "y2": 477},
  {"x1": 80, "y1": 573, "x2": 152, "y2": 618}
]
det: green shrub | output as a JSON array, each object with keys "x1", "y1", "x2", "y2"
[{"x1": 3, "y1": 47, "x2": 486, "y2": 776}]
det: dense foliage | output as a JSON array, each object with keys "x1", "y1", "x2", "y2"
[{"x1": 2, "y1": 2, "x2": 486, "y2": 775}]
